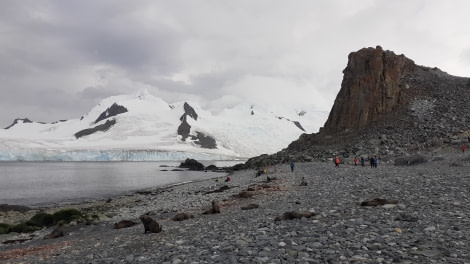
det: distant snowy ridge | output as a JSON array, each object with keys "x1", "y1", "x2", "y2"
[{"x1": 0, "y1": 90, "x2": 328, "y2": 161}]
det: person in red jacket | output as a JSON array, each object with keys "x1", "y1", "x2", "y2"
[
  {"x1": 462, "y1": 145, "x2": 467, "y2": 153},
  {"x1": 353, "y1": 157, "x2": 358, "y2": 166},
  {"x1": 334, "y1": 156, "x2": 340, "y2": 167}
]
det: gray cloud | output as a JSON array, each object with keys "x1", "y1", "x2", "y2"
[{"x1": 1, "y1": 0, "x2": 470, "y2": 127}]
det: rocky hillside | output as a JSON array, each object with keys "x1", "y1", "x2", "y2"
[{"x1": 245, "y1": 46, "x2": 470, "y2": 168}]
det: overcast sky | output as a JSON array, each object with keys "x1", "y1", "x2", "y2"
[{"x1": 1, "y1": 1, "x2": 470, "y2": 128}]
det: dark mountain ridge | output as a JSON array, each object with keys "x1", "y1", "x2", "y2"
[{"x1": 244, "y1": 46, "x2": 470, "y2": 168}]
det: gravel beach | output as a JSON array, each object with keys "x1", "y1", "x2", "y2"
[{"x1": 1, "y1": 153, "x2": 469, "y2": 264}]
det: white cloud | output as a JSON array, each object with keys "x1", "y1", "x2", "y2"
[{"x1": 1, "y1": 0, "x2": 470, "y2": 127}]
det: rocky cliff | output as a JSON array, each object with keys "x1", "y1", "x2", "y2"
[
  {"x1": 323, "y1": 46, "x2": 415, "y2": 132},
  {"x1": 244, "y1": 46, "x2": 470, "y2": 168}
]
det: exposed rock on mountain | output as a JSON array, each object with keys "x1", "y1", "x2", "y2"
[
  {"x1": 190, "y1": 132, "x2": 217, "y2": 149},
  {"x1": 178, "y1": 102, "x2": 198, "y2": 141},
  {"x1": 75, "y1": 119, "x2": 117, "y2": 139},
  {"x1": 244, "y1": 46, "x2": 470, "y2": 168},
  {"x1": 94, "y1": 103, "x2": 128, "y2": 124},
  {"x1": 4, "y1": 118, "x2": 33, "y2": 129},
  {"x1": 183, "y1": 102, "x2": 198, "y2": 121},
  {"x1": 177, "y1": 102, "x2": 217, "y2": 149},
  {"x1": 292, "y1": 121, "x2": 305, "y2": 132}
]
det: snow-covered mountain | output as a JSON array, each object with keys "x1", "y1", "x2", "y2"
[{"x1": 0, "y1": 91, "x2": 328, "y2": 161}]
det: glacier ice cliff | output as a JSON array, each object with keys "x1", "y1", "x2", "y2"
[{"x1": 0, "y1": 149, "x2": 241, "y2": 162}]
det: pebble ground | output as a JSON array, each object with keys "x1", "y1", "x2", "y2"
[{"x1": 1, "y1": 154, "x2": 469, "y2": 264}]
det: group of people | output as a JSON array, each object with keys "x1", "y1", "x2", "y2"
[{"x1": 334, "y1": 155, "x2": 379, "y2": 168}]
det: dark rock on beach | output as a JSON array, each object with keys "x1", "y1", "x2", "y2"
[
  {"x1": 179, "y1": 158, "x2": 205, "y2": 170},
  {"x1": 0, "y1": 204, "x2": 32, "y2": 213}
]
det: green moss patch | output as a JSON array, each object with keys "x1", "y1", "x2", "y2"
[
  {"x1": 11, "y1": 222, "x2": 40, "y2": 233},
  {"x1": 52, "y1": 208, "x2": 82, "y2": 223},
  {"x1": 27, "y1": 212, "x2": 55, "y2": 227},
  {"x1": 0, "y1": 223, "x2": 12, "y2": 234}
]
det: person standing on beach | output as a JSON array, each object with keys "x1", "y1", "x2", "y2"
[
  {"x1": 290, "y1": 162, "x2": 295, "y2": 172},
  {"x1": 334, "y1": 156, "x2": 340, "y2": 167}
]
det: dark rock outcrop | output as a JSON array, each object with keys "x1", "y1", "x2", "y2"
[
  {"x1": 0, "y1": 204, "x2": 31, "y2": 213},
  {"x1": 323, "y1": 46, "x2": 415, "y2": 132},
  {"x1": 190, "y1": 132, "x2": 217, "y2": 149},
  {"x1": 94, "y1": 103, "x2": 128, "y2": 124},
  {"x1": 292, "y1": 121, "x2": 305, "y2": 132},
  {"x1": 4, "y1": 118, "x2": 33, "y2": 129},
  {"x1": 179, "y1": 158, "x2": 205, "y2": 171},
  {"x1": 177, "y1": 115, "x2": 192, "y2": 140},
  {"x1": 178, "y1": 102, "x2": 198, "y2": 141},
  {"x1": 183, "y1": 102, "x2": 198, "y2": 120},
  {"x1": 177, "y1": 102, "x2": 218, "y2": 149},
  {"x1": 74, "y1": 119, "x2": 116, "y2": 139},
  {"x1": 242, "y1": 46, "x2": 470, "y2": 169}
]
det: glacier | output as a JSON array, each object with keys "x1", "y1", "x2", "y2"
[{"x1": 0, "y1": 149, "x2": 240, "y2": 162}]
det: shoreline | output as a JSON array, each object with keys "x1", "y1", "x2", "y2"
[
  {"x1": 0, "y1": 171, "x2": 230, "y2": 225},
  {"x1": 1, "y1": 154, "x2": 470, "y2": 263},
  {"x1": 0, "y1": 160, "x2": 240, "y2": 210}
]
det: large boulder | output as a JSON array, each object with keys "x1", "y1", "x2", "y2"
[{"x1": 179, "y1": 158, "x2": 205, "y2": 171}]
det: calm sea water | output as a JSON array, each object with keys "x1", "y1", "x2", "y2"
[{"x1": 0, "y1": 161, "x2": 243, "y2": 208}]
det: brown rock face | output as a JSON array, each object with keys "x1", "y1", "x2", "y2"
[
  {"x1": 323, "y1": 46, "x2": 415, "y2": 132},
  {"x1": 242, "y1": 45, "x2": 470, "y2": 169}
]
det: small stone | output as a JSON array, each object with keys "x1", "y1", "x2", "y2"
[
  {"x1": 172, "y1": 259, "x2": 182, "y2": 264},
  {"x1": 236, "y1": 239, "x2": 247, "y2": 247},
  {"x1": 312, "y1": 242, "x2": 322, "y2": 248},
  {"x1": 126, "y1": 254, "x2": 135, "y2": 263},
  {"x1": 222, "y1": 247, "x2": 233, "y2": 252}
]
